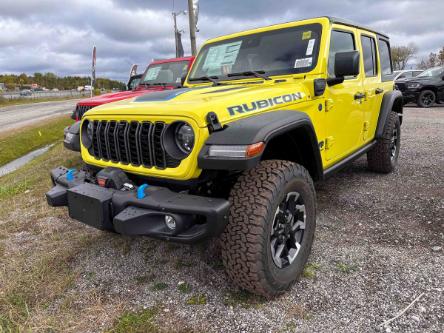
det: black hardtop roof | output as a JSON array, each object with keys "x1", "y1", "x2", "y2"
[{"x1": 325, "y1": 16, "x2": 389, "y2": 39}]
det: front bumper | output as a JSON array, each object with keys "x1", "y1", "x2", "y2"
[{"x1": 46, "y1": 167, "x2": 230, "y2": 243}]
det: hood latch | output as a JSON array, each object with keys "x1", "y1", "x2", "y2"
[{"x1": 206, "y1": 112, "x2": 223, "y2": 133}]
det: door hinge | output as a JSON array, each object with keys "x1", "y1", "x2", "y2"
[
  {"x1": 325, "y1": 136, "x2": 335, "y2": 150},
  {"x1": 363, "y1": 121, "x2": 369, "y2": 132},
  {"x1": 325, "y1": 99, "x2": 334, "y2": 112}
]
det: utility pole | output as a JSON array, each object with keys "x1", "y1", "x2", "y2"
[
  {"x1": 172, "y1": 10, "x2": 186, "y2": 58},
  {"x1": 187, "y1": 0, "x2": 197, "y2": 56},
  {"x1": 172, "y1": 12, "x2": 179, "y2": 58}
]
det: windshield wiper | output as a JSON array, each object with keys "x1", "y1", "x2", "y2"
[
  {"x1": 188, "y1": 76, "x2": 222, "y2": 86},
  {"x1": 138, "y1": 82, "x2": 152, "y2": 86},
  {"x1": 227, "y1": 70, "x2": 271, "y2": 81}
]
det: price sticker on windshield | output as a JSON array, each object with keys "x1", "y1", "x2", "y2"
[
  {"x1": 294, "y1": 57, "x2": 312, "y2": 68},
  {"x1": 146, "y1": 67, "x2": 161, "y2": 80},
  {"x1": 306, "y1": 39, "x2": 315, "y2": 56}
]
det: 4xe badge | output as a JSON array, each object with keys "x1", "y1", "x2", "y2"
[{"x1": 227, "y1": 92, "x2": 304, "y2": 116}]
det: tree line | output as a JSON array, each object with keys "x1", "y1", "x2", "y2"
[
  {"x1": 0, "y1": 72, "x2": 126, "y2": 91},
  {"x1": 392, "y1": 44, "x2": 444, "y2": 71}
]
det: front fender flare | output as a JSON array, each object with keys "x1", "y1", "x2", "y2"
[{"x1": 198, "y1": 110, "x2": 322, "y2": 179}]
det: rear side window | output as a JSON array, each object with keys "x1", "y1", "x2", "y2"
[
  {"x1": 361, "y1": 35, "x2": 377, "y2": 77},
  {"x1": 378, "y1": 39, "x2": 393, "y2": 81},
  {"x1": 328, "y1": 30, "x2": 356, "y2": 77}
]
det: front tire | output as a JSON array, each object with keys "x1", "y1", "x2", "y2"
[
  {"x1": 417, "y1": 90, "x2": 436, "y2": 108},
  {"x1": 367, "y1": 111, "x2": 401, "y2": 173},
  {"x1": 220, "y1": 160, "x2": 316, "y2": 298}
]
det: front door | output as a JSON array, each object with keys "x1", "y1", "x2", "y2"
[{"x1": 324, "y1": 28, "x2": 365, "y2": 165}]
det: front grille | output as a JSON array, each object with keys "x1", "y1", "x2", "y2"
[
  {"x1": 76, "y1": 105, "x2": 94, "y2": 119},
  {"x1": 89, "y1": 120, "x2": 181, "y2": 169}
]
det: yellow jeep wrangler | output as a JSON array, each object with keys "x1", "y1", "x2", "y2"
[{"x1": 48, "y1": 17, "x2": 403, "y2": 297}]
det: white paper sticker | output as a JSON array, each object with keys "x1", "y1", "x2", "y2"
[
  {"x1": 306, "y1": 39, "x2": 315, "y2": 56},
  {"x1": 203, "y1": 41, "x2": 242, "y2": 75},
  {"x1": 294, "y1": 57, "x2": 313, "y2": 68},
  {"x1": 145, "y1": 66, "x2": 161, "y2": 80}
]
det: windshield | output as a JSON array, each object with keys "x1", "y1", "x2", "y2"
[
  {"x1": 417, "y1": 67, "x2": 444, "y2": 77},
  {"x1": 140, "y1": 61, "x2": 189, "y2": 85},
  {"x1": 189, "y1": 23, "x2": 322, "y2": 81}
]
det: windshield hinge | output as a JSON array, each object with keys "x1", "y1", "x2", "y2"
[{"x1": 206, "y1": 112, "x2": 223, "y2": 133}]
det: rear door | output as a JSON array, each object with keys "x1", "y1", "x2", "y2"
[{"x1": 359, "y1": 33, "x2": 381, "y2": 142}]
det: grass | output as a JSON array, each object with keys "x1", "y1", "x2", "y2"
[
  {"x1": 223, "y1": 290, "x2": 265, "y2": 309},
  {"x1": 186, "y1": 294, "x2": 207, "y2": 305},
  {"x1": 150, "y1": 282, "x2": 169, "y2": 291},
  {"x1": 109, "y1": 307, "x2": 159, "y2": 333},
  {"x1": 0, "y1": 115, "x2": 74, "y2": 166},
  {"x1": 335, "y1": 262, "x2": 359, "y2": 274},
  {"x1": 0, "y1": 95, "x2": 82, "y2": 107},
  {"x1": 302, "y1": 262, "x2": 321, "y2": 279},
  {"x1": 0, "y1": 143, "x2": 90, "y2": 331},
  {"x1": 177, "y1": 282, "x2": 192, "y2": 294}
]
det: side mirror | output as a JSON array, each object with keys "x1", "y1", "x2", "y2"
[
  {"x1": 180, "y1": 75, "x2": 187, "y2": 87},
  {"x1": 334, "y1": 50, "x2": 360, "y2": 77}
]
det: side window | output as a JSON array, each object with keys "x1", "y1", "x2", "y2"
[
  {"x1": 328, "y1": 30, "x2": 356, "y2": 77},
  {"x1": 361, "y1": 35, "x2": 377, "y2": 77},
  {"x1": 412, "y1": 71, "x2": 421, "y2": 77},
  {"x1": 378, "y1": 38, "x2": 393, "y2": 81}
]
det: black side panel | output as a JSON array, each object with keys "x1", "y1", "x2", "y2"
[
  {"x1": 199, "y1": 111, "x2": 322, "y2": 179},
  {"x1": 205, "y1": 111, "x2": 313, "y2": 145},
  {"x1": 376, "y1": 90, "x2": 403, "y2": 138}
]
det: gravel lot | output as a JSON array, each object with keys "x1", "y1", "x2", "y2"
[{"x1": 1, "y1": 106, "x2": 443, "y2": 332}]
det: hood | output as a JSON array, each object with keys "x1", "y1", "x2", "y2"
[
  {"x1": 87, "y1": 81, "x2": 309, "y2": 127},
  {"x1": 403, "y1": 76, "x2": 438, "y2": 84},
  {"x1": 77, "y1": 86, "x2": 175, "y2": 106}
]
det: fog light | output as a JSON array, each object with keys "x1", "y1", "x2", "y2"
[{"x1": 165, "y1": 215, "x2": 176, "y2": 230}]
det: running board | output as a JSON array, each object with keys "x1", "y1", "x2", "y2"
[{"x1": 323, "y1": 141, "x2": 376, "y2": 179}]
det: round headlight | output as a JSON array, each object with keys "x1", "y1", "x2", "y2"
[
  {"x1": 81, "y1": 120, "x2": 94, "y2": 148},
  {"x1": 175, "y1": 123, "x2": 194, "y2": 154},
  {"x1": 87, "y1": 121, "x2": 94, "y2": 141}
]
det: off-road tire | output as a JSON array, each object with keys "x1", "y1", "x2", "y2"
[
  {"x1": 367, "y1": 111, "x2": 400, "y2": 173},
  {"x1": 417, "y1": 89, "x2": 436, "y2": 108},
  {"x1": 220, "y1": 160, "x2": 316, "y2": 298}
]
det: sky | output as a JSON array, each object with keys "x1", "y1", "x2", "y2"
[{"x1": 0, "y1": 0, "x2": 443, "y2": 82}]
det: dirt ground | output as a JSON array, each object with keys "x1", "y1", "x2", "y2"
[{"x1": 0, "y1": 106, "x2": 442, "y2": 332}]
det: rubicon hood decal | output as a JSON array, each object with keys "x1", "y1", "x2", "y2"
[{"x1": 227, "y1": 92, "x2": 304, "y2": 116}]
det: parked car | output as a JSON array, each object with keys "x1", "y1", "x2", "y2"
[
  {"x1": 395, "y1": 66, "x2": 444, "y2": 107},
  {"x1": 391, "y1": 69, "x2": 422, "y2": 82},
  {"x1": 19, "y1": 89, "x2": 32, "y2": 96},
  {"x1": 70, "y1": 56, "x2": 195, "y2": 120},
  {"x1": 50, "y1": 17, "x2": 403, "y2": 297}
]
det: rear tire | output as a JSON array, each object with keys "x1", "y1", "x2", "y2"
[
  {"x1": 220, "y1": 160, "x2": 316, "y2": 298},
  {"x1": 367, "y1": 111, "x2": 400, "y2": 173},
  {"x1": 417, "y1": 90, "x2": 436, "y2": 108}
]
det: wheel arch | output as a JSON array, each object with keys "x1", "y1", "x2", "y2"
[
  {"x1": 376, "y1": 90, "x2": 403, "y2": 139},
  {"x1": 198, "y1": 110, "x2": 323, "y2": 181}
]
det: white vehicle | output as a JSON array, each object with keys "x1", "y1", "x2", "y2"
[
  {"x1": 390, "y1": 69, "x2": 423, "y2": 82},
  {"x1": 84, "y1": 85, "x2": 92, "y2": 91}
]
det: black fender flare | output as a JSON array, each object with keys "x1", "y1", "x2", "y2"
[
  {"x1": 198, "y1": 110, "x2": 323, "y2": 179},
  {"x1": 63, "y1": 121, "x2": 81, "y2": 152},
  {"x1": 375, "y1": 90, "x2": 403, "y2": 139}
]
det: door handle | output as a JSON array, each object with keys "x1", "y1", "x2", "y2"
[
  {"x1": 354, "y1": 92, "x2": 366, "y2": 100},
  {"x1": 375, "y1": 88, "x2": 384, "y2": 94}
]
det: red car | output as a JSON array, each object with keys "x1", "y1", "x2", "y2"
[{"x1": 72, "y1": 56, "x2": 194, "y2": 120}]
